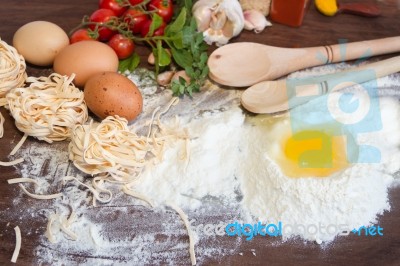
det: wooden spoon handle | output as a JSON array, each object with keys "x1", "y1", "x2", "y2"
[
  {"x1": 338, "y1": 3, "x2": 381, "y2": 17},
  {"x1": 324, "y1": 36, "x2": 400, "y2": 64},
  {"x1": 321, "y1": 55, "x2": 400, "y2": 92},
  {"x1": 272, "y1": 36, "x2": 400, "y2": 81},
  {"x1": 289, "y1": 56, "x2": 400, "y2": 109}
]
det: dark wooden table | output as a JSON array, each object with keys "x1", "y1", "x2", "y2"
[{"x1": 1, "y1": 0, "x2": 400, "y2": 265}]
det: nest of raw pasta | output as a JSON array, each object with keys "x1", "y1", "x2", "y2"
[
  {"x1": 6, "y1": 73, "x2": 88, "y2": 143},
  {"x1": 69, "y1": 99, "x2": 188, "y2": 183},
  {"x1": 0, "y1": 38, "x2": 27, "y2": 97}
]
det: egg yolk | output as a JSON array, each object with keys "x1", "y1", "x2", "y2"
[{"x1": 279, "y1": 130, "x2": 349, "y2": 178}]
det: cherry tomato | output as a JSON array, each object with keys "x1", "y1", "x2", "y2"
[
  {"x1": 140, "y1": 20, "x2": 166, "y2": 37},
  {"x1": 108, "y1": 34, "x2": 135, "y2": 59},
  {"x1": 129, "y1": 0, "x2": 145, "y2": 5},
  {"x1": 123, "y1": 8, "x2": 149, "y2": 34},
  {"x1": 99, "y1": 0, "x2": 128, "y2": 16},
  {"x1": 147, "y1": 0, "x2": 173, "y2": 23},
  {"x1": 70, "y1": 28, "x2": 98, "y2": 44},
  {"x1": 89, "y1": 8, "x2": 117, "y2": 41}
]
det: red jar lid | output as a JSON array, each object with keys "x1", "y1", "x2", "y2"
[{"x1": 270, "y1": 0, "x2": 310, "y2": 27}]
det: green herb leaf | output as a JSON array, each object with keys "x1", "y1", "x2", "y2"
[
  {"x1": 172, "y1": 32, "x2": 184, "y2": 49},
  {"x1": 118, "y1": 53, "x2": 140, "y2": 72},
  {"x1": 157, "y1": 41, "x2": 171, "y2": 67},
  {"x1": 165, "y1": 7, "x2": 186, "y2": 35},
  {"x1": 148, "y1": 14, "x2": 163, "y2": 37},
  {"x1": 171, "y1": 47, "x2": 193, "y2": 69},
  {"x1": 200, "y1": 65, "x2": 209, "y2": 79},
  {"x1": 199, "y1": 52, "x2": 208, "y2": 66},
  {"x1": 182, "y1": 25, "x2": 194, "y2": 47}
]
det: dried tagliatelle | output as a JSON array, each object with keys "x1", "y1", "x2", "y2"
[
  {"x1": 0, "y1": 111, "x2": 4, "y2": 138},
  {"x1": 69, "y1": 98, "x2": 188, "y2": 183},
  {"x1": 0, "y1": 38, "x2": 27, "y2": 97},
  {"x1": 6, "y1": 73, "x2": 88, "y2": 143},
  {"x1": 0, "y1": 104, "x2": 25, "y2": 167}
]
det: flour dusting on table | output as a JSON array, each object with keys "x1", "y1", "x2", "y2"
[{"x1": 5, "y1": 65, "x2": 400, "y2": 264}]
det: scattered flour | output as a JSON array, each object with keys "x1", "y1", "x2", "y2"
[
  {"x1": 3, "y1": 65, "x2": 400, "y2": 264},
  {"x1": 134, "y1": 107, "x2": 244, "y2": 210},
  {"x1": 238, "y1": 95, "x2": 400, "y2": 243}
]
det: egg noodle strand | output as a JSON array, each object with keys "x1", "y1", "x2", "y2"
[
  {"x1": 10, "y1": 133, "x2": 28, "y2": 156},
  {"x1": 18, "y1": 184, "x2": 63, "y2": 200},
  {"x1": 1, "y1": 90, "x2": 25, "y2": 166},
  {"x1": 0, "y1": 38, "x2": 27, "y2": 97},
  {"x1": 167, "y1": 202, "x2": 197, "y2": 266},
  {"x1": 0, "y1": 112, "x2": 25, "y2": 166},
  {"x1": 7, "y1": 177, "x2": 39, "y2": 185},
  {"x1": 11, "y1": 226, "x2": 21, "y2": 263},
  {"x1": 45, "y1": 209, "x2": 78, "y2": 243},
  {"x1": 122, "y1": 185, "x2": 155, "y2": 208},
  {"x1": 63, "y1": 175, "x2": 113, "y2": 205},
  {"x1": 0, "y1": 158, "x2": 24, "y2": 167},
  {"x1": 6, "y1": 73, "x2": 88, "y2": 143},
  {"x1": 0, "y1": 111, "x2": 4, "y2": 138}
]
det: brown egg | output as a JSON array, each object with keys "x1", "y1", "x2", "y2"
[
  {"x1": 84, "y1": 72, "x2": 143, "y2": 122},
  {"x1": 53, "y1": 41, "x2": 119, "y2": 87},
  {"x1": 13, "y1": 21, "x2": 69, "y2": 66}
]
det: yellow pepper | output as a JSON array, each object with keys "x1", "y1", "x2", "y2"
[{"x1": 315, "y1": 0, "x2": 338, "y2": 16}]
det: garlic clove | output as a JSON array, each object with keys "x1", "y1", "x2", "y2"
[
  {"x1": 172, "y1": 70, "x2": 191, "y2": 84},
  {"x1": 148, "y1": 52, "x2": 155, "y2": 65},
  {"x1": 210, "y1": 11, "x2": 227, "y2": 31},
  {"x1": 157, "y1": 71, "x2": 175, "y2": 86},
  {"x1": 222, "y1": 0, "x2": 245, "y2": 37},
  {"x1": 222, "y1": 20, "x2": 235, "y2": 38},
  {"x1": 194, "y1": 6, "x2": 213, "y2": 32},
  {"x1": 243, "y1": 10, "x2": 272, "y2": 33}
]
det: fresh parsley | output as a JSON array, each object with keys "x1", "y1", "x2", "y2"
[{"x1": 120, "y1": 1, "x2": 208, "y2": 96}]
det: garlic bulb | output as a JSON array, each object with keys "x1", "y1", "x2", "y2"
[
  {"x1": 192, "y1": 0, "x2": 245, "y2": 46},
  {"x1": 243, "y1": 9, "x2": 272, "y2": 33}
]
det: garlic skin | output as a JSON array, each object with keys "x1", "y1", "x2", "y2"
[
  {"x1": 192, "y1": 0, "x2": 245, "y2": 46},
  {"x1": 243, "y1": 9, "x2": 272, "y2": 33}
]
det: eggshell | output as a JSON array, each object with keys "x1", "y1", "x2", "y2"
[
  {"x1": 13, "y1": 21, "x2": 69, "y2": 66},
  {"x1": 54, "y1": 41, "x2": 119, "y2": 87},
  {"x1": 84, "y1": 72, "x2": 143, "y2": 122}
]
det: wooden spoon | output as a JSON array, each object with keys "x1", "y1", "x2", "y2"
[
  {"x1": 241, "y1": 56, "x2": 400, "y2": 114},
  {"x1": 208, "y1": 36, "x2": 400, "y2": 87},
  {"x1": 337, "y1": 2, "x2": 381, "y2": 17}
]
